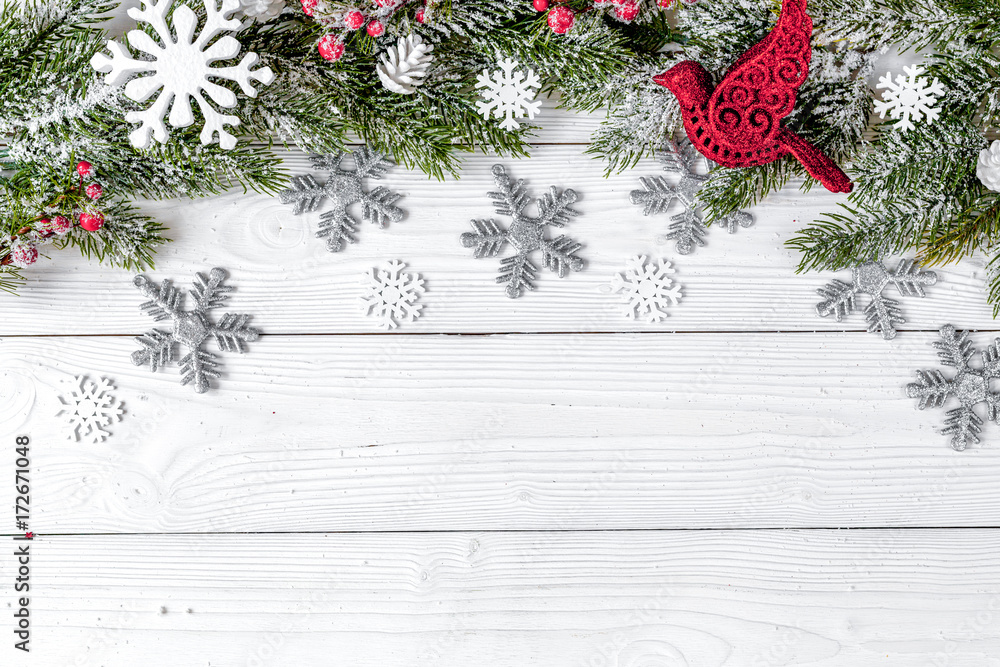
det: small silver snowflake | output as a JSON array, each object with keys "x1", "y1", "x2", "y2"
[
  {"x1": 907, "y1": 325, "x2": 1000, "y2": 450},
  {"x1": 58, "y1": 376, "x2": 124, "y2": 444},
  {"x1": 874, "y1": 64, "x2": 945, "y2": 133},
  {"x1": 461, "y1": 164, "x2": 584, "y2": 298},
  {"x1": 630, "y1": 138, "x2": 753, "y2": 255},
  {"x1": 475, "y1": 58, "x2": 542, "y2": 131},
  {"x1": 609, "y1": 256, "x2": 682, "y2": 322},
  {"x1": 279, "y1": 148, "x2": 403, "y2": 253},
  {"x1": 360, "y1": 260, "x2": 425, "y2": 329},
  {"x1": 815, "y1": 259, "x2": 937, "y2": 340},
  {"x1": 131, "y1": 267, "x2": 259, "y2": 393}
]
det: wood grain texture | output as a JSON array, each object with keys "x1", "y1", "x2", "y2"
[
  {"x1": 5, "y1": 332, "x2": 999, "y2": 533},
  {"x1": 2, "y1": 22, "x2": 990, "y2": 664},
  {"x1": 1, "y1": 145, "x2": 991, "y2": 336},
  {"x1": 3, "y1": 530, "x2": 999, "y2": 666}
]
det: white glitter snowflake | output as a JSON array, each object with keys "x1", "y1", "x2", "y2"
[
  {"x1": 57, "y1": 376, "x2": 124, "y2": 444},
  {"x1": 874, "y1": 65, "x2": 944, "y2": 133},
  {"x1": 476, "y1": 58, "x2": 541, "y2": 131},
  {"x1": 360, "y1": 260, "x2": 425, "y2": 329},
  {"x1": 90, "y1": 0, "x2": 275, "y2": 149},
  {"x1": 609, "y1": 256, "x2": 682, "y2": 323}
]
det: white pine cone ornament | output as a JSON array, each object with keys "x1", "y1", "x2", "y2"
[
  {"x1": 978, "y1": 140, "x2": 1000, "y2": 193},
  {"x1": 240, "y1": 0, "x2": 285, "y2": 20},
  {"x1": 376, "y1": 35, "x2": 434, "y2": 95}
]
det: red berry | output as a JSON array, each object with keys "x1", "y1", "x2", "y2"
[
  {"x1": 343, "y1": 10, "x2": 365, "y2": 30},
  {"x1": 533, "y1": 0, "x2": 549, "y2": 11},
  {"x1": 10, "y1": 241, "x2": 38, "y2": 268},
  {"x1": 366, "y1": 19, "x2": 384, "y2": 37},
  {"x1": 415, "y1": 5, "x2": 426, "y2": 22},
  {"x1": 301, "y1": 0, "x2": 318, "y2": 16},
  {"x1": 547, "y1": 5, "x2": 574, "y2": 33},
  {"x1": 317, "y1": 34, "x2": 345, "y2": 61},
  {"x1": 37, "y1": 216, "x2": 72, "y2": 236},
  {"x1": 51, "y1": 215, "x2": 73, "y2": 235},
  {"x1": 656, "y1": 0, "x2": 674, "y2": 6},
  {"x1": 79, "y1": 211, "x2": 105, "y2": 232},
  {"x1": 76, "y1": 160, "x2": 95, "y2": 179},
  {"x1": 86, "y1": 183, "x2": 103, "y2": 200},
  {"x1": 615, "y1": 0, "x2": 640, "y2": 21},
  {"x1": 374, "y1": 0, "x2": 397, "y2": 6}
]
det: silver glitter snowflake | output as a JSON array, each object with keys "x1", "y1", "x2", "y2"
[
  {"x1": 131, "y1": 267, "x2": 259, "y2": 393},
  {"x1": 815, "y1": 259, "x2": 937, "y2": 340},
  {"x1": 630, "y1": 138, "x2": 753, "y2": 255},
  {"x1": 90, "y1": 0, "x2": 274, "y2": 149},
  {"x1": 475, "y1": 58, "x2": 541, "y2": 131},
  {"x1": 57, "y1": 376, "x2": 124, "y2": 444},
  {"x1": 279, "y1": 148, "x2": 403, "y2": 253},
  {"x1": 360, "y1": 260, "x2": 425, "y2": 329},
  {"x1": 609, "y1": 256, "x2": 682, "y2": 322},
  {"x1": 461, "y1": 164, "x2": 584, "y2": 298},
  {"x1": 906, "y1": 325, "x2": 1000, "y2": 450}
]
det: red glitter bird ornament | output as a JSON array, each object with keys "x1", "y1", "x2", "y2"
[{"x1": 653, "y1": 0, "x2": 852, "y2": 193}]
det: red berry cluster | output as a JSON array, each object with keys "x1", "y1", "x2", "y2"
[
  {"x1": 535, "y1": 0, "x2": 694, "y2": 34},
  {"x1": 2, "y1": 160, "x2": 107, "y2": 269},
  {"x1": 304, "y1": 0, "x2": 429, "y2": 62}
]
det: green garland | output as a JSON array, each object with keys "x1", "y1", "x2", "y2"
[
  {"x1": 784, "y1": 0, "x2": 1000, "y2": 313},
  {"x1": 5, "y1": 0, "x2": 1000, "y2": 314}
]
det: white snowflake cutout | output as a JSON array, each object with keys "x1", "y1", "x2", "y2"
[
  {"x1": 57, "y1": 376, "x2": 124, "y2": 444},
  {"x1": 874, "y1": 64, "x2": 944, "y2": 133},
  {"x1": 609, "y1": 256, "x2": 682, "y2": 323},
  {"x1": 90, "y1": 0, "x2": 275, "y2": 149},
  {"x1": 475, "y1": 58, "x2": 541, "y2": 131},
  {"x1": 360, "y1": 260, "x2": 425, "y2": 329}
]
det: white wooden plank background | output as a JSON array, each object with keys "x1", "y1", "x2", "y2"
[
  {"x1": 9, "y1": 531, "x2": 1000, "y2": 667},
  {"x1": 2, "y1": 18, "x2": 999, "y2": 663},
  {"x1": 4, "y1": 333, "x2": 1000, "y2": 533}
]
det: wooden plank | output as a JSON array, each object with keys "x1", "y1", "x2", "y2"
[
  {"x1": 3, "y1": 530, "x2": 999, "y2": 666},
  {"x1": 5, "y1": 332, "x2": 999, "y2": 533},
  {"x1": 0, "y1": 146, "x2": 989, "y2": 336}
]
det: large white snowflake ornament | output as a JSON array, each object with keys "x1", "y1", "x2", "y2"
[
  {"x1": 476, "y1": 58, "x2": 542, "y2": 131},
  {"x1": 57, "y1": 376, "x2": 124, "y2": 444},
  {"x1": 359, "y1": 260, "x2": 425, "y2": 329},
  {"x1": 90, "y1": 0, "x2": 275, "y2": 150},
  {"x1": 874, "y1": 65, "x2": 944, "y2": 133},
  {"x1": 609, "y1": 256, "x2": 683, "y2": 323}
]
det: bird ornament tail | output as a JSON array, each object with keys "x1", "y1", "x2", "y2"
[
  {"x1": 778, "y1": 128, "x2": 853, "y2": 193},
  {"x1": 653, "y1": 0, "x2": 853, "y2": 194}
]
